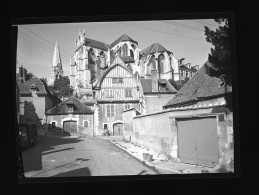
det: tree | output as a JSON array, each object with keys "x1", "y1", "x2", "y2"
[
  {"x1": 204, "y1": 18, "x2": 231, "y2": 86},
  {"x1": 48, "y1": 76, "x2": 73, "y2": 99},
  {"x1": 204, "y1": 18, "x2": 232, "y2": 111}
]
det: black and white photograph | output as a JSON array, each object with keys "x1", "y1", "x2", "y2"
[{"x1": 13, "y1": 13, "x2": 238, "y2": 181}]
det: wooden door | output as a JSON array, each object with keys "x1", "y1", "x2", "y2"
[
  {"x1": 113, "y1": 123, "x2": 123, "y2": 136},
  {"x1": 177, "y1": 116, "x2": 219, "y2": 167},
  {"x1": 63, "y1": 121, "x2": 77, "y2": 133}
]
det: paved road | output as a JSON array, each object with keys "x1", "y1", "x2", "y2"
[{"x1": 22, "y1": 135, "x2": 157, "y2": 177}]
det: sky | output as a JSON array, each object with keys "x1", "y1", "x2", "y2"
[{"x1": 15, "y1": 19, "x2": 219, "y2": 84}]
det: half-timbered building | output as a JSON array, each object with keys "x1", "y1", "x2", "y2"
[{"x1": 93, "y1": 56, "x2": 143, "y2": 136}]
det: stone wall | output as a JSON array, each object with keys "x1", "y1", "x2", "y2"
[{"x1": 130, "y1": 102, "x2": 234, "y2": 172}]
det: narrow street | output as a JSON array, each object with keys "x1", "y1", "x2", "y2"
[{"x1": 22, "y1": 135, "x2": 157, "y2": 177}]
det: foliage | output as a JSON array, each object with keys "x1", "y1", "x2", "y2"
[
  {"x1": 48, "y1": 76, "x2": 73, "y2": 99},
  {"x1": 204, "y1": 18, "x2": 231, "y2": 86},
  {"x1": 204, "y1": 18, "x2": 232, "y2": 112}
]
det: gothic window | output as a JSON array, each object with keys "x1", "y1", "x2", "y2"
[
  {"x1": 122, "y1": 43, "x2": 128, "y2": 57},
  {"x1": 158, "y1": 54, "x2": 165, "y2": 74},
  {"x1": 149, "y1": 55, "x2": 156, "y2": 70},
  {"x1": 130, "y1": 50, "x2": 134, "y2": 59}
]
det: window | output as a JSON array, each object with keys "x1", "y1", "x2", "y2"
[
  {"x1": 51, "y1": 122, "x2": 56, "y2": 128},
  {"x1": 130, "y1": 50, "x2": 134, "y2": 59},
  {"x1": 106, "y1": 104, "x2": 115, "y2": 117},
  {"x1": 112, "y1": 77, "x2": 123, "y2": 84},
  {"x1": 158, "y1": 54, "x2": 165, "y2": 74},
  {"x1": 125, "y1": 89, "x2": 132, "y2": 97},
  {"x1": 181, "y1": 70, "x2": 183, "y2": 77},
  {"x1": 106, "y1": 89, "x2": 114, "y2": 98},
  {"x1": 67, "y1": 104, "x2": 74, "y2": 113},
  {"x1": 186, "y1": 71, "x2": 189, "y2": 77},
  {"x1": 84, "y1": 120, "x2": 88, "y2": 127},
  {"x1": 122, "y1": 44, "x2": 128, "y2": 57},
  {"x1": 124, "y1": 104, "x2": 131, "y2": 111}
]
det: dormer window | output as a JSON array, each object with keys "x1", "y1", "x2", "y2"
[
  {"x1": 30, "y1": 84, "x2": 38, "y2": 93},
  {"x1": 67, "y1": 104, "x2": 74, "y2": 113}
]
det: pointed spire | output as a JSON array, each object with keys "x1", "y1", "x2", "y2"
[{"x1": 52, "y1": 41, "x2": 62, "y2": 68}]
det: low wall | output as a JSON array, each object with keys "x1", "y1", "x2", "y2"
[{"x1": 130, "y1": 105, "x2": 234, "y2": 171}]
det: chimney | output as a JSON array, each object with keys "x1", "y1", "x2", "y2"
[
  {"x1": 151, "y1": 70, "x2": 158, "y2": 92},
  {"x1": 19, "y1": 65, "x2": 23, "y2": 78},
  {"x1": 23, "y1": 68, "x2": 27, "y2": 81}
]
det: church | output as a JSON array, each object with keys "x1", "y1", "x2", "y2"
[{"x1": 49, "y1": 30, "x2": 198, "y2": 136}]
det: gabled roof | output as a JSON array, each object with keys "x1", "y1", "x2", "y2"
[
  {"x1": 140, "y1": 78, "x2": 177, "y2": 94},
  {"x1": 45, "y1": 96, "x2": 93, "y2": 115},
  {"x1": 141, "y1": 43, "x2": 172, "y2": 56},
  {"x1": 18, "y1": 76, "x2": 49, "y2": 95},
  {"x1": 84, "y1": 37, "x2": 109, "y2": 51},
  {"x1": 93, "y1": 56, "x2": 135, "y2": 89},
  {"x1": 163, "y1": 61, "x2": 232, "y2": 108},
  {"x1": 110, "y1": 34, "x2": 138, "y2": 49}
]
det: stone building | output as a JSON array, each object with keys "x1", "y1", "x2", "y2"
[
  {"x1": 45, "y1": 96, "x2": 94, "y2": 136},
  {"x1": 18, "y1": 67, "x2": 61, "y2": 131},
  {"x1": 139, "y1": 70, "x2": 177, "y2": 114}
]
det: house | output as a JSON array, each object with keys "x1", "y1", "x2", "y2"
[
  {"x1": 18, "y1": 67, "x2": 61, "y2": 132},
  {"x1": 178, "y1": 59, "x2": 199, "y2": 82},
  {"x1": 122, "y1": 61, "x2": 234, "y2": 171},
  {"x1": 92, "y1": 55, "x2": 142, "y2": 136},
  {"x1": 139, "y1": 70, "x2": 178, "y2": 114},
  {"x1": 45, "y1": 96, "x2": 94, "y2": 136}
]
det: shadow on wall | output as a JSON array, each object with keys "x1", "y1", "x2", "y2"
[
  {"x1": 21, "y1": 135, "x2": 83, "y2": 173},
  {"x1": 52, "y1": 167, "x2": 91, "y2": 177}
]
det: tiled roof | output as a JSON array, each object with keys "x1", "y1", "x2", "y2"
[
  {"x1": 45, "y1": 96, "x2": 93, "y2": 115},
  {"x1": 141, "y1": 43, "x2": 172, "y2": 56},
  {"x1": 84, "y1": 37, "x2": 109, "y2": 51},
  {"x1": 140, "y1": 78, "x2": 177, "y2": 94},
  {"x1": 164, "y1": 61, "x2": 232, "y2": 108},
  {"x1": 18, "y1": 76, "x2": 48, "y2": 95},
  {"x1": 110, "y1": 34, "x2": 138, "y2": 49}
]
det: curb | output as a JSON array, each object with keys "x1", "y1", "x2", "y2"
[{"x1": 110, "y1": 140, "x2": 165, "y2": 175}]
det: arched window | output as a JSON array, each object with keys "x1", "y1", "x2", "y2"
[
  {"x1": 149, "y1": 55, "x2": 156, "y2": 70},
  {"x1": 158, "y1": 53, "x2": 165, "y2": 74},
  {"x1": 122, "y1": 43, "x2": 128, "y2": 57},
  {"x1": 146, "y1": 63, "x2": 151, "y2": 75},
  {"x1": 130, "y1": 50, "x2": 134, "y2": 59}
]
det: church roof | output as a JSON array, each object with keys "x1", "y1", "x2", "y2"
[
  {"x1": 141, "y1": 43, "x2": 172, "y2": 56},
  {"x1": 45, "y1": 96, "x2": 93, "y2": 115},
  {"x1": 52, "y1": 42, "x2": 62, "y2": 67},
  {"x1": 163, "y1": 61, "x2": 232, "y2": 108},
  {"x1": 84, "y1": 37, "x2": 109, "y2": 51},
  {"x1": 139, "y1": 79, "x2": 177, "y2": 94},
  {"x1": 110, "y1": 34, "x2": 138, "y2": 49}
]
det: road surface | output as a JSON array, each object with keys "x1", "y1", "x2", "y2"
[{"x1": 21, "y1": 135, "x2": 157, "y2": 177}]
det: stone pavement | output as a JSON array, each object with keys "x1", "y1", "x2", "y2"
[{"x1": 99, "y1": 135, "x2": 219, "y2": 174}]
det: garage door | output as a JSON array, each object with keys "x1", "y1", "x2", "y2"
[
  {"x1": 177, "y1": 116, "x2": 219, "y2": 167},
  {"x1": 63, "y1": 121, "x2": 77, "y2": 133},
  {"x1": 113, "y1": 123, "x2": 123, "y2": 136}
]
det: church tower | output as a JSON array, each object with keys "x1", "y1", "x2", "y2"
[{"x1": 50, "y1": 42, "x2": 63, "y2": 86}]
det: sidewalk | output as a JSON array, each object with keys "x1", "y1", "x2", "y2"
[{"x1": 106, "y1": 137, "x2": 219, "y2": 174}]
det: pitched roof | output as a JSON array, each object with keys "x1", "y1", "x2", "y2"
[
  {"x1": 18, "y1": 76, "x2": 48, "y2": 95},
  {"x1": 45, "y1": 96, "x2": 94, "y2": 115},
  {"x1": 141, "y1": 43, "x2": 172, "y2": 56},
  {"x1": 140, "y1": 78, "x2": 177, "y2": 94},
  {"x1": 84, "y1": 37, "x2": 109, "y2": 51},
  {"x1": 164, "y1": 61, "x2": 232, "y2": 108},
  {"x1": 110, "y1": 34, "x2": 138, "y2": 49},
  {"x1": 120, "y1": 56, "x2": 134, "y2": 63}
]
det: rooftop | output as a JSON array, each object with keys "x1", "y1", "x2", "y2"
[
  {"x1": 110, "y1": 34, "x2": 138, "y2": 49},
  {"x1": 140, "y1": 78, "x2": 177, "y2": 94},
  {"x1": 164, "y1": 61, "x2": 232, "y2": 108},
  {"x1": 141, "y1": 43, "x2": 172, "y2": 56}
]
